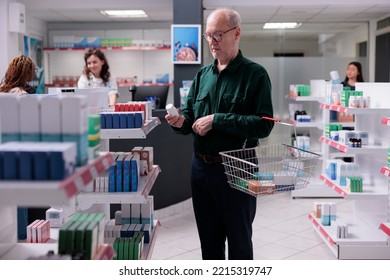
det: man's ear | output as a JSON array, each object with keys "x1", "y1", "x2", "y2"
[{"x1": 235, "y1": 27, "x2": 241, "y2": 39}]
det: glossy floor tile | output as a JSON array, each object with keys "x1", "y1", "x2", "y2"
[{"x1": 152, "y1": 192, "x2": 348, "y2": 260}]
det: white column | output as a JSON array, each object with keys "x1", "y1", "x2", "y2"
[
  {"x1": 0, "y1": 0, "x2": 20, "y2": 80},
  {"x1": 368, "y1": 19, "x2": 377, "y2": 82}
]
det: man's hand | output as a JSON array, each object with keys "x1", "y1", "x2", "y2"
[
  {"x1": 192, "y1": 114, "x2": 214, "y2": 136},
  {"x1": 165, "y1": 114, "x2": 184, "y2": 128}
]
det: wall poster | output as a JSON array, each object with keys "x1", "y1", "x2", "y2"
[
  {"x1": 23, "y1": 36, "x2": 44, "y2": 93},
  {"x1": 171, "y1": 24, "x2": 201, "y2": 64}
]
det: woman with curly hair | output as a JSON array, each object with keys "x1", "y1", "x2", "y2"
[
  {"x1": 0, "y1": 55, "x2": 35, "y2": 94},
  {"x1": 77, "y1": 48, "x2": 118, "y2": 107}
]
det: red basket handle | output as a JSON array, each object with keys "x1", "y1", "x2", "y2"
[{"x1": 262, "y1": 116, "x2": 294, "y2": 127}]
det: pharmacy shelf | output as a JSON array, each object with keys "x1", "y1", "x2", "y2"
[
  {"x1": 379, "y1": 223, "x2": 390, "y2": 236},
  {"x1": 45, "y1": 82, "x2": 173, "y2": 88},
  {"x1": 313, "y1": 84, "x2": 390, "y2": 259},
  {"x1": 288, "y1": 119, "x2": 323, "y2": 129},
  {"x1": 309, "y1": 213, "x2": 388, "y2": 245},
  {"x1": 308, "y1": 213, "x2": 390, "y2": 259},
  {"x1": 0, "y1": 153, "x2": 113, "y2": 206},
  {"x1": 380, "y1": 166, "x2": 390, "y2": 177},
  {"x1": 289, "y1": 96, "x2": 324, "y2": 102},
  {"x1": 43, "y1": 46, "x2": 171, "y2": 52},
  {"x1": 100, "y1": 117, "x2": 161, "y2": 139},
  {"x1": 381, "y1": 117, "x2": 390, "y2": 126},
  {"x1": 319, "y1": 136, "x2": 388, "y2": 154},
  {"x1": 319, "y1": 174, "x2": 388, "y2": 199},
  {"x1": 117, "y1": 82, "x2": 173, "y2": 87},
  {"x1": 291, "y1": 175, "x2": 341, "y2": 198},
  {"x1": 320, "y1": 103, "x2": 389, "y2": 114},
  {"x1": 1, "y1": 241, "x2": 114, "y2": 260},
  {"x1": 76, "y1": 165, "x2": 161, "y2": 208},
  {"x1": 4, "y1": 227, "x2": 114, "y2": 260},
  {"x1": 141, "y1": 220, "x2": 160, "y2": 260}
]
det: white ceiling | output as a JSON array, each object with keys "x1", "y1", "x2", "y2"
[{"x1": 17, "y1": 0, "x2": 390, "y2": 39}]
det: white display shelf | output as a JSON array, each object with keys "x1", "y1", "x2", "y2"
[
  {"x1": 380, "y1": 166, "x2": 390, "y2": 177},
  {"x1": 314, "y1": 85, "x2": 390, "y2": 259},
  {"x1": 379, "y1": 223, "x2": 390, "y2": 236},
  {"x1": 0, "y1": 153, "x2": 113, "y2": 207},
  {"x1": 76, "y1": 165, "x2": 161, "y2": 208},
  {"x1": 100, "y1": 117, "x2": 161, "y2": 139},
  {"x1": 1, "y1": 242, "x2": 58, "y2": 260},
  {"x1": 43, "y1": 46, "x2": 171, "y2": 52},
  {"x1": 288, "y1": 95, "x2": 325, "y2": 102},
  {"x1": 1, "y1": 241, "x2": 114, "y2": 260},
  {"x1": 381, "y1": 117, "x2": 390, "y2": 126},
  {"x1": 319, "y1": 174, "x2": 388, "y2": 199},
  {"x1": 319, "y1": 136, "x2": 388, "y2": 154},
  {"x1": 320, "y1": 103, "x2": 390, "y2": 114},
  {"x1": 288, "y1": 119, "x2": 323, "y2": 129},
  {"x1": 309, "y1": 213, "x2": 388, "y2": 246}
]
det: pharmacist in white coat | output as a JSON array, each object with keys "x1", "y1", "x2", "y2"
[{"x1": 77, "y1": 48, "x2": 118, "y2": 107}]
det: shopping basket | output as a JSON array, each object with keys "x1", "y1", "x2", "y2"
[{"x1": 219, "y1": 117, "x2": 321, "y2": 197}]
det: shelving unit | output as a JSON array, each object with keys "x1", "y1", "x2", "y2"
[
  {"x1": 309, "y1": 83, "x2": 390, "y2": 259},
  {"x1": 100, "y1": 117, "x2": 161, "y2": 140},
  {"x1": 0, "y1": 153, "x2": 114, "y2": 260},
  {"x1": 287, "y1": 95, "x2": 338, "y2": 198},
  {"x1": 76, "y1": 165, "x2": 161, "y2": 208},
  {"x1": 379, "y1": 117, "x2": 390, "y2": 238},
  {"x1": 81, "y1": 115, "x2": 162, "y2": 260},
  {"x1": 99, "y1": 117, "x2": 161, "y2": 151}
]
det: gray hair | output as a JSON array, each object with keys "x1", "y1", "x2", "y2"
[{"x1": 208, "y1": 7, "x2": 241, "y2": 28}]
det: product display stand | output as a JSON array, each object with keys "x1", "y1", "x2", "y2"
[
  {"x1": 0, "y1": 153, "x2": 114, "y2": 260},
  {"x1": 77, "y1": 116, "x2": 162, "y2": 259},
  {"x1": 309, "y1": 83, "x2": 390, "y2": 259}
]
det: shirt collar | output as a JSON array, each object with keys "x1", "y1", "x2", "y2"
[{"x1": 212, "y1": 50, "x2": 243, "y2": 74}]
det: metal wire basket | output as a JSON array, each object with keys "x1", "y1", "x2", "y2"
[{"x1": 219, "y1": 117, "x2": 321, "y2": 197}]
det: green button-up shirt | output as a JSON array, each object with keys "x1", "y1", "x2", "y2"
[{"x1": 174, "y1": 50, "x2": 274, "y2": 155}]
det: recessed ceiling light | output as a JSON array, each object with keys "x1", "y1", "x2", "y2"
[
  {"x1": 100, "y1": 10, "x2": 148, "y2": 18},
  {"x1": 263, "y1": 22, "x2": 302, "y2": 29}
]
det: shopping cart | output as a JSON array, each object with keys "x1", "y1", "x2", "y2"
[{"x1": 219, "y1": 117, "x2": 321, "y2": 197}]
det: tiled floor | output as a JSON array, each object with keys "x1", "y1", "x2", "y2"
[{"x1": 152, "y1": 192, "x2": 351, "y2": 260}]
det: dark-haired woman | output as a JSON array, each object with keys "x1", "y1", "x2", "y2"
[
  {"x1": 341, "y1": 61, "x2": 364, "y2": 90},
  {"x1": 77, "y1": 48, "x2": 118, "y2": 107}
]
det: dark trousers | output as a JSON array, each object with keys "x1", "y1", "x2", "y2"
[{"x1": 191, "y1": 154, "x2": 257, "y2": 260}]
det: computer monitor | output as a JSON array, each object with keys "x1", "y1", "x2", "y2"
[
  {"x1": 47, "y1": 87, "x2": 76, "y2": 94},
  {"x1": 132, "y1": 85, "x2": 169, "y2": 109}
]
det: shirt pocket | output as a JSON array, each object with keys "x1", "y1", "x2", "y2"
[
  {"x1": 194, "y1": 90, "x2": 212, "y2": 116},
  {"x1": 220, "y1": 93, "x2": 244, "y2": 113}
]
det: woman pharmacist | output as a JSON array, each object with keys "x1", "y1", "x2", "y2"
[{"x1": 77, "y1": 48, "x2": 118, "y2": 107}]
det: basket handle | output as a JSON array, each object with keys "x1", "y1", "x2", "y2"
[
  {"x1": 261, "y1": 116, "x2": 299, "y2": 153},
  {"x1": 262, "y1": 116, "x2": 294, "y2": 127}
]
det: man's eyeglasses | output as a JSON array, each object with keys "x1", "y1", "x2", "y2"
[{"x1": 202, "y1": 26, "x2": 237, "y2": 42}]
